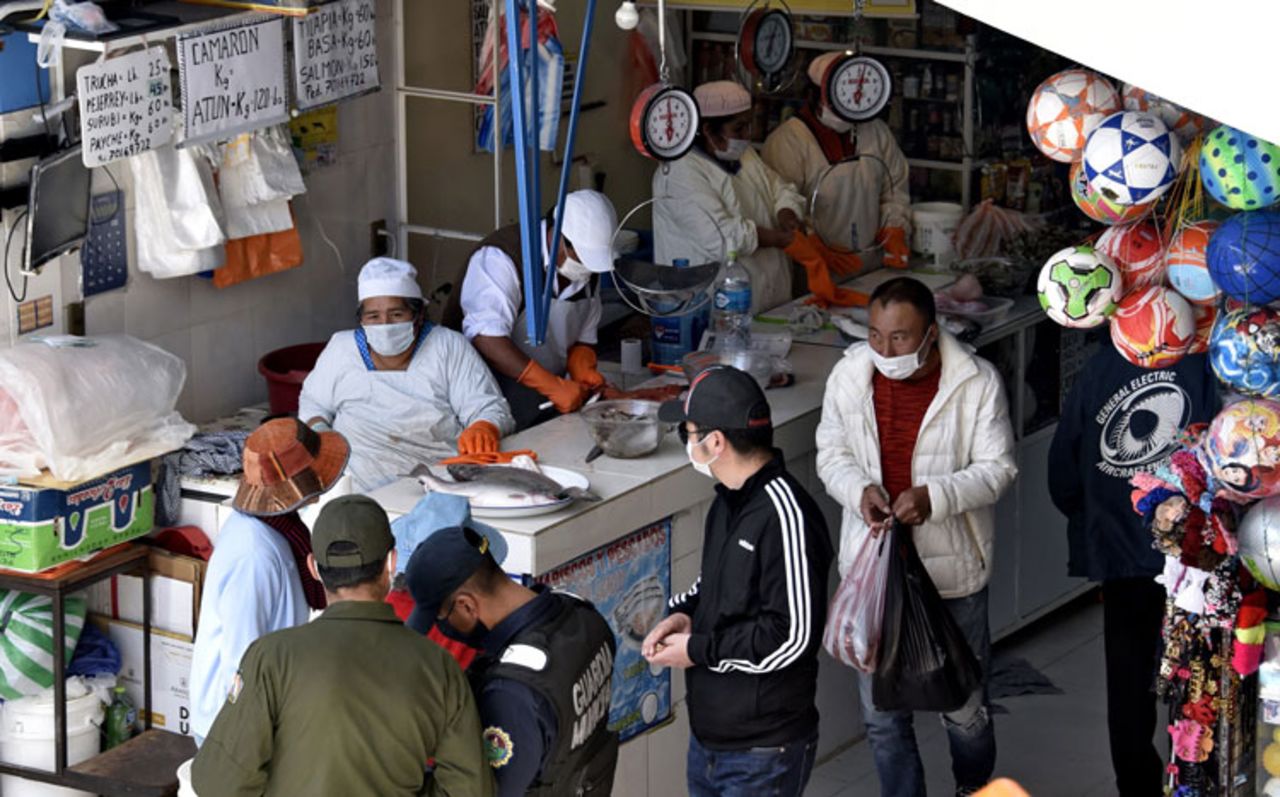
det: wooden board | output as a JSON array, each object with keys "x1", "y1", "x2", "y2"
[{"x1": 65, "y1": 729, "x2": 195, "y2": 797}]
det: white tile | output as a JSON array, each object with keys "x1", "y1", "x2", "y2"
[
  {"x1": 123, "y1": 272, "x2": 192, "y2": 341},
  {"x1": 190, "y1": 314, "x2": 258, "y2": 422},
  {"x1": 85, "y1": 290, "x2": 126, "y2": 335}
]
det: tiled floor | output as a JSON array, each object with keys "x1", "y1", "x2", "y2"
[{"x1": 806, "y1": 595, "x2": 1164, "y2": 796}]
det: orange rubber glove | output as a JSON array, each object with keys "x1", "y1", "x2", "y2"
[
  {"x1": 785, "y1": 232, "x2": 868, "y2": 309},
  {"x1": 441, "y1": 449, "x2": 539, "y2": 466},
  {"x1": 566, "y1": 344, "x2": 607, "y2": 391},
  {"x1": 518, "y1": 359, "x2": 589, "y2": 414},
  {"x1": 877, "y1": 226, "x2": 910, "y2": 269},
  {"x1": 811, "y1": 236, "x2": 864, "y2": 277},
  {"x1": 457, "y1": 420, "x2": 500, "y2": 456}
]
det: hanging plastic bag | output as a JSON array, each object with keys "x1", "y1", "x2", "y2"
[
  {"x1": 0, "y1": 335, "x2": 195, "y2": 481},
  {"x1": 252, "y1": 125, "x2": 306, "y2": 200},
  {"x1": 823, "y1": 530, "x2": 890, "y2": 672},
  {"x1": 477, "y1": 35, "x2": 564, "y2": 152},
  {"x1": 128, "y1": 144, "x2": 225, "y2": 278},
  {"x1": 872, "y1": 522, "x2": 983, "y2": 713},
  {"x1": 49, "y1": 0, "x2": 118, "y2": 34},
  {"x1": 213, "y1": 211, "x2": 304, "y2": 289},
  {"x1": 0, "y1": 590, "x2": 88, "y2": 699}
]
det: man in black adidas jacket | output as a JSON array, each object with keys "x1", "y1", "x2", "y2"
[{"x1": 644, "y1": 366, "x2": 834, "y2": 797}]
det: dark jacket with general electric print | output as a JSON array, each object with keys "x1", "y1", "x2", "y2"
[
  {"x1": 1048, "y1": 345, "x2": 1220, "y2": 582},
  {"x1": 669, "y1": 452, "x2": 834, "y2": 750}
]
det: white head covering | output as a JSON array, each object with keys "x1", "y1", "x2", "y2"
[
  {"x1": 808, "y1": 52, "x2": 848, "y2": 86},
  {"x1": 693, "y1": 80, "x2": 752, "y2": 118},
  {"x1": 559, "y1": 190, "x2": 619, "y2": 274},
  {"x1": 357, "y1": 257, "x2": 423, "y2": 302}
]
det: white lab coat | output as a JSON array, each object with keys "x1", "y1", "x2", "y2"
[
  {"x1": 762, "y1": 117, "x2": 911, "y2": 253},
  {"x1": 459, "y1": 220, "x2": 602, "y2": 377},
  {"x1": 653, "y1": 147, "x2": 806, "y2": 313},
  {"x1": 297, "y1": 326, "x2": 515, "y2": 491}
]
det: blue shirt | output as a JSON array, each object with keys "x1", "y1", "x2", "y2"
[{"x1": 190, "y1": 512, "x2": 310, "y2": 741}]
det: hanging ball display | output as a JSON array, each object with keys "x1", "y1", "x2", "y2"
[
  {"x1": 1203, "y1": 398, "x2": 1280, "y2": 501},
  {"x1": 1199, "y1": 125, "x2": 1280, "y2": 211},
  {"x1": 1166, "y1": 221, "x2": 1222, "y2": 305},
  {"x1": 1121, "y1": 83, "x2": 1208, "y2": 145},
  {"x1": 1109, "y1": 286, "x2": 1195, "y2": 369},
  {"x1": 1189, "y1": 303, "x2": 1217, "y2": 355},
  {"x1": 1096, "y1": 221, "x2": 1167, "y2": 289},
  {"x1": 1207, "y1": 211, "x2": 1280, "y2": 305},
  {"x1": 1069, "y1": 161, "x2": 1153, "y2": 226},
  {"x1": 1025, "y1": 69, "x2": 1121, "y2": 164},
  {"x1": 1239, "y1": 495, "x2": 1280, "y2": 591},
  {"x1": 1036, "y1": 245, "x2": 1123, "y2": 328},
  {"x1": 1084, "y1": 111, "x2": 1182, "y2": 206},
  {"x1": 1209, "y1": 306, "x2": 1280, "y2": 399}
]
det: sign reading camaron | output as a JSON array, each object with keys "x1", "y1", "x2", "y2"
[{"x1": 178, "y1": 19, "x2": 289, "y2": 145}]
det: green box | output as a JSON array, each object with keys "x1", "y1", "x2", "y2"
[{"x1": 0, "y1": 461, "x2": 155, "y2": 573}]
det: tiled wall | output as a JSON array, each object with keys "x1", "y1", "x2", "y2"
[{"x1": 0, "y1": 0, "x2": 397, "y2": 425}]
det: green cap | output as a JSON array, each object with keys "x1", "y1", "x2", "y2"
[{"x1": 312, "y1": 495, "x2": 395, "y2": 568}]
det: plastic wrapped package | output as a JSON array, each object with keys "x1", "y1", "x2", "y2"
[
  {"x1": 823, "y1": 531, "x2": 891, "y2": 672},
  {"x1": 0, "y1": 335, "x2": 195, "y2": 481}
]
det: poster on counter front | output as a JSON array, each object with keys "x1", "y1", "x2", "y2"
[
  {"x1": 76, "y1": 47, "x2": 173, "y2": 167},
  {"x1": 177, "y1": 19, "x2": 289, "y2": 146},
  {"x1": 292, "y1": 0, "x2": 380, "y2": 110},
  {"x1": 537, "y1": 520, "x2": 672, "y2": 742}
]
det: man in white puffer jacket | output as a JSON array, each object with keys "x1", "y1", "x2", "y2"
[{"x1": 816, "y1": 277, "x2": 1016, "y2": 797}]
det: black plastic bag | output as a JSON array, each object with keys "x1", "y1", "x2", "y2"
[{"x1": 871, "y1": 522, "x2": 983, "y2": 713}]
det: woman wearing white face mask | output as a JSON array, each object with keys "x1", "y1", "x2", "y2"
[
  {"x1": 299, "y1": 258, "x2": 515, "y2": 491},
  {"x1": 653, "y1": 80, "x2": 807, "y2": 313}
]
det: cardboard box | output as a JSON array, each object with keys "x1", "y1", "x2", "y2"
[
  {"x1": 0, "y1": 462, "x2": 155, "y2": 573},
  {"x1": 85, "y1": 550, "x2": 205, "y2": 637},
  {"x1": 91, "y1": 616, "x2": 194, "y2": 737}
]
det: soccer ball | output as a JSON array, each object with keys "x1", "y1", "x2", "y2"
[
  {"x1": 1239, "y1": 496, "x2": 1280, "y2": 590},
  {"x1": 1167, "y1": 222, "x2": 1222, "y2": 305},
  {"x1": 1202, "y1": 398, "x2": 1280, "y2": 502},
  {"x1": 1026, "y1": 69, "x2": 1121, "y2": 163},
  {"x1": 1084, "y1": 111, "x2": 1182, "y2": 206},
  {"x1": 1037, "y1": 245, "x2": 1123, "y2": 328},
  {"x1": 1096, "y1": 221, "x2": 1167, "y2": 290},
  {"x1": 1200, "y1": 125, "x2": 1280, "y2": 211},
  {"x1": 1210, "y1": 306, "x2": 1280, "y2": 399},
  {"x1": 1189, "y1": 303, "x2": 1217, "y2": 355},
  {"x1": 1110, "y1": 286, "x2": 1195, "y2": 369},
  {"x1": 1208, "y1": 211, "x2": 1280, "y2": 305},
  {"x1": 1069, "y1": 161, "x2": 1153, "y2": 226},
  {"x1": 1121, "y1": 83, "x2": 1208, "y2": 145}
]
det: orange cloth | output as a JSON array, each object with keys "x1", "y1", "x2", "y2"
[
  {"x1": 439, "y1": 449, "x2": 539, "y2": 466},
  {"x1": 213, "y1": 207, "x2": 304, "y2": 288},
  {"x1": 566, "y1": 344, "x2": 606, "y2": 390},
  {"x1": 878, "y1": 226, "x2": 910, "y2": 269},
  {"x1": 785, "y1": 232, "x2": 868, "y2": 308},
  {"x1": 518, "y1": 360, "x2": 589, "y2": 413},
  {"x1": 456, "y1": 420, "x2": 500, "y2": 456}
]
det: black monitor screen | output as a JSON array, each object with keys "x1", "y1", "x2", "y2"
[{"x1": 25, "y1": 145, "x2": 91, "y2": 272}]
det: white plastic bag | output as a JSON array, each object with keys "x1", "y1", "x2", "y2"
[
  {"x1": 129, "y1": 144, "x2": 226, "y2": 278},
  {"x1": 0, "y1": 335, "x2": 195, "y2": 481},
  {"x1": 218, "y1": 130, "x2": 300, "y2": 239},
  {"x1": 823, "y1": 531, "x2": 891, "y2": 672}
]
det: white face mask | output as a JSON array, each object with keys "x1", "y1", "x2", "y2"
[
  {"x1": 558, "y1": 257, "x2": 593, "y2": 283},
  {"x1": 819, "y1": 105, "x2": 854, "y2": 134},
  {"x1": 363, "y1": 321, "x2": 416, "y2": 357},
  {"x1": 871, "y1": 328, "x2": 934, "y2": 381},
  {"x1": 714, "y1": 138, "x2": 751, "y2": 162},
  {"x1": 686, "y1": 435, "x2": 720, "y2": 479}
]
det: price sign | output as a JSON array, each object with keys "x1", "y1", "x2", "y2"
[
  {"x1": 292, "y1": 0, "x2": 380, "y2": 110},
  {"x1": 178, "y1": 19, "x2": 289, "y2": 146},
  {"x1": 76, "y1": 47, "x2": 173, "y2": 167}
]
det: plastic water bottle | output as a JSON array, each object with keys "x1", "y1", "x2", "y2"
[
  {"x1": 104, "y1": 686, "x2": 136, "y2": 750},
  {"x1": 713, "y1": 251, "x2": 752, "y2": 350}
]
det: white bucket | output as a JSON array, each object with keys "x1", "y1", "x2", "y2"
[
  {"x1": 0, "y1": 684, "x2": 103, "y2": 797},
  {"x1": 910, "y1": 202, "x2": 964, "y2": 265},
  {"x1": 177, "y1": 757, "x2": 199, "y2": 797}
]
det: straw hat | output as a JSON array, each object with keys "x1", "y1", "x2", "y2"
[{"x1": 233, "y1": 418, "x2": 350, "y2": 517}]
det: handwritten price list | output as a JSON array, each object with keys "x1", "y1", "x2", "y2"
[
  {"x1": 76, "y1": 47, "x2": 173, "y2": 167},
  {"x1": 179, "y1": 19, "x2": 289, "y2": 145},
  {"x1": 292, "y1": 0, "x2": 380, "y2": 110}
]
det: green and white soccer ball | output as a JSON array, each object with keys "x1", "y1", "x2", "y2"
[{"x1": 1037, "y1": 245, "x2": 1123, "y2": 328}]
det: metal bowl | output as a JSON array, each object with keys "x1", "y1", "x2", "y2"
[
  {"x1": 579, "y1": 400, "x2": 669, "y2": 459},
  {"x1": 681, "y1": 349, "x2": 773, "y2": 388}
]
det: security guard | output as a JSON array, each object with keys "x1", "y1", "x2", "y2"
[
  {"x1": 406, "y1": 524, "x2": 618, "y2": 796},
  {"x1": 192, "y1": 496, "x2": 494, "y2": 797}
]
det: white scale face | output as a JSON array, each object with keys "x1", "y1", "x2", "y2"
[
  {"x1": 644, "y1": 88, "x2": 699, "y2": 161},
  {"x1": 828, "y1": 55, "x2": 892, "y2": 122},
  {"x1": 751, "y1": 10, "x2": 793, "y2": 75}
]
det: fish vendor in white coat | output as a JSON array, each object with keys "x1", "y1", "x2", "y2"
[
  {"x1": 299, "y1": 257, "x2": 515, "y2": 491},
  {"x1": 653, "y1": 80, "x2": 807, "y2": 313}
]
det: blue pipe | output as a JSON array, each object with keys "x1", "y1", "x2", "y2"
[
  {"x1": 504, "y1": 0, "x2": 541, "y2": 349},
  {"x1": 526, "y1": 0, "x2": 544, "y2": 345}
]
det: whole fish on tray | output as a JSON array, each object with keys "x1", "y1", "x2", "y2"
[{"x1": 411, "y1": 463, "x2": 600, "y2": 508}]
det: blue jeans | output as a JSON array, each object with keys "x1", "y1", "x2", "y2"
[
  {"x1": 857, "y1": 587, "x2": 995, "y2": 797},
  {"x1": 687, "y1": 732, "x2": 818, "y2": 797}
]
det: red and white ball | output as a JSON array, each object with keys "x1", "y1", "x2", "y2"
[
  {"x1": 1096, "y1": 221, "x2": 1167, "y2": 290},
  {"x1": 1026, "y1": 69, "x2": 1122, "y2": 163},
  {"x1": 1121, "y1": 83, "x2": 1209, "y2": 145},
  {"x1": 1166, "y1": 221, "x2": 1222, "y2": 306},
  {"x1": 1190, "y1": 303, "x2": 1218, "y2": 355},
  {"x1": 1110, "y1": 286, "x2": 1196, "y2": 368}
]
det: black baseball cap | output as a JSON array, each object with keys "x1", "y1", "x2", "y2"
[
  {"x1": 312, "y1": 496, "x2": 394, "y2": 568},
  {"x1": 404, "y1": 523, "x2": 505, "y2": 634},
  {"x1": 659, "y1": 365, "x2": 772, "y2": 430}
]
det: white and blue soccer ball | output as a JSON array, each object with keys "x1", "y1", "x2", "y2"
[{"x1": 1083, "y1": 111, "x2": 1182, "y2": 206}]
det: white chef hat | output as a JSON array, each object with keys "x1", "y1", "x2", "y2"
[
  {"x1": 357, "y1": 257, "x2": 423, "y2": 302},
  {"x1": 693, "y1": 80, "x2": 752, "y2": 118},
  {"x1": 559, "y1": 190, "x2": 619, "y2": 274},
  {"x1": 808, "y1": 52, "x2": 849, "y2": 86}
]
